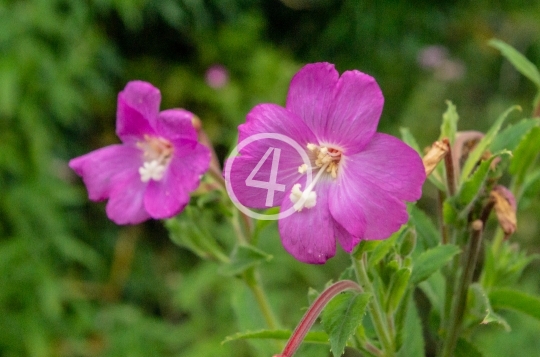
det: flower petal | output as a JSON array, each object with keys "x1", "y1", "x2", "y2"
[
  {"x1": 106, "y1": 170, "x2": 150, "y2": 225},
  {"x1": 345, "y1": 133, "x2": 425, "y2": 201},
  {"x1": 155, "y1": 109, "x2": 197, "y2": 142},
  {"x1": 285, "y1": 62, "x2": 338, "y2": 135},
  {"x1": 278, "y1": 182, "x2": 336, "y2": 264},
  {"x1": 239, "y1": 103, "x2": 318, "y2": 157},
  {"x1": 333, "y1": 218, "x2": 361, "y2": 253},
  {"x1": 116, "y1": 81, "x2": 160, "y2": 142},
  {"x1": 329, "y1": 161, "x2": 409, "y2": 240},
  {"x1": 227, "y1": 104, "x2": 318, "y2": 209},
  {"x1": 69, "y1": 145, "x2": 142, "y2": 201},
  {"x1": 144, "y1": 141, "x2": 210, "y2": 218},
  {"x1": 324, "y1": 70, "x2": 383, "y2": 154},
  {"x1": 226, "y1": 154, "x2": 301, "y2": 209}
]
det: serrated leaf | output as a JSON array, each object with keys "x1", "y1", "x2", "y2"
[
  {"x1": 396, "y1": 298, "x2": 424, "y2": 357},
  {"x1": 322, "y1": 292, "x2": 371, "y2": 357},
  {"x1": 489, "y1": 38, "x2": 540, "y2": 88},
  {"x1": 439, "y1": 100, "x2": 459, "y2": 144},
  {"x1": 220, "y1": 244, "x2": 272, "y2": 276},
  {"x1": 489, "y1": 288, "x2": 540, "y2": 321},
  {"x1": 221, "y1": 329, "x2": 329, "y2": 344},
  {"x1": 490, "y1": 118, "x2": 540, "y2": 152},
  {"x1": 460, "y1": 106, "x2": 520, "y2": 182},
  {"x1": 410, "y1": 244, "x2": 460, "y2": 284}
]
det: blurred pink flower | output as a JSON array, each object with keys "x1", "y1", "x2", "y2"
[
  {"x1": 227, "y1": 63, "x2": 425, "y2": 263},
  {"x1": 70, "y1": 81, "x2": 210, "y2": 224},
  {"x1": 205, "y1": 64, "x2": 229, "y2": 88}
]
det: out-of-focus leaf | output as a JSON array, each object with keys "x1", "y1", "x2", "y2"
[
  {"x1": 220, "y1": 244, "x2": 272, "y2": 276},
  {"x1": 466, "y1": 283, "x2": 510, "y2": 331},
  {"x1": 439, "y1": 100, "x2": 459, "y2": 144},
  {"x1": 490, "y1": 118, "x2": 540, "y2": 152},
  {"x1": 455, "y1": 338, "x2": 484, "y2": 357},
  {"x1": 410, "y1": 244, "x2": 460, "y2": 284},
  {"x1": 510, "y1": 126, "x2": 540, "y2": 189},
  {"x1": 322, "y1": 291, "x2": 370, "y2": 357},
  {"x1": 489, "y1": 39, "x2": 540, "y2": 88},
  {"x1": 460, "y1": 106, "x2": 519, "y2": 182},
  {"x1": 165, "y1": 207, "x2": 228, "y2": 262},
  {"x1": 400, "y1": 127, "x2": 422, "y2": 154},
  {"x1": 489, "y1": 288, "x2": 540, "y2": 321}
]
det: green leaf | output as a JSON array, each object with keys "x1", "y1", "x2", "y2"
[
  {"x1": 439, "y1": 100, "x2": 459, "y2": 144},
  {"x1": 510, "y1": 126, "x2": 540, "y2": 189},
  {"x1": 460, "y1": 105, "x2": 520, "y2": 182},
  {"x1": 454, "y1": 152, "x2": 509, "y2": 214},
  {"x1": 222, "y1": 329, "x2": 329, "y2": 344},
  {"x1": 165, "y1": 207, "x2": 228, "y2": 262},
  {"x1": 399, "y1": 127, "x2": 422, "y2": 154},
  {"x1": 489, "y1": 288, "x2": 540, "y2": 321},
  {"x1": 220, "y1": 245, "x2": 272, "y2": 276},
  {"x1": 386, "y1": 268, "x2": 411, "y2": 312},
  {"x1": 490, "y1": 118, "x2": 540, "y2": 152},
  {"x1": 418, "y1": 271, "x2": 446, "y2": 315},
  {"x1": 489, "y1": 38, "x2": 540, "y2": 88},
  {"x1": 466, "y1": 284, "x2": 510, "y2": 331},
  {"x1": 410, "y1": 244, "x2": 460, "y2": 284},
  {"x1": 368, "y1": 228, "x2": 401, "y2": 266},
  {"x1": 396, "y1": 297, "x2": 424, "y2": 357},
  {"x1": 322, "y1": 291, "x2": 371, "y2": 357},
  {"x1": 455, "y1": 338, "x2": 484, "y2": 357},
  {"x1": 409, "y1": 205, "x2": 440, "y2": 250}
]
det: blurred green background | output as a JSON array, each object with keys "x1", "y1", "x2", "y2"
[{"x1": 1, "y1": 0, "x2": 539, "y2": 356}]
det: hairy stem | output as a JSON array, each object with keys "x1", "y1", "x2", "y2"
[{"x1": 276, "y1": 280, "x2": 363, "y2": 357}]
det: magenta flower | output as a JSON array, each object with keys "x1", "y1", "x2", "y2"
[
  {"x1": 70, "y1": 81, "x2": 210, "y2": 225},
  {"x1": 227, "y1": 63, "x2": 425, "y2": 264}
]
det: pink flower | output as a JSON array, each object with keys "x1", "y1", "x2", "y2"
[
  {"x1": 227, "y1": 63, "x2": 425, "y2": 264},
  {"x1": 205, "y1": 64, "x2": 229, "y2": 89},
  {"x1": 70, "y1": 81, "x2": 210, "y2": 225}
]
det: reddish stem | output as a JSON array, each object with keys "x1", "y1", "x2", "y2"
[{"x1": 275, "y1": 280, "x2": 363, "y2": 357}]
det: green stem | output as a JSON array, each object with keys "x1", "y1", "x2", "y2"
[
  {"x1": 353, "y1": 255, "x2": 395, "y2": 356},
  {"x1": 440, "y1": 220, "x2": 483, "y2": 357},
  {"x1": 244, "y1": 267, "x2": 280, "y2": 331}
]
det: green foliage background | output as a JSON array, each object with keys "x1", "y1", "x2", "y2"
[{"x1": 1, "y1": 0, "x2": 539, "y2": 356}]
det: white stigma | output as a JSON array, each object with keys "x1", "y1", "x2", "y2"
[
  {"x1": 137, "y1": 135, "x2": 174, "y2": 183},
  {"x1": 289, "y1": 183, "x2": 317, "y2": 211},
  {"x1": 139, "y1": 160, "x2": 167, "y2": 182}
]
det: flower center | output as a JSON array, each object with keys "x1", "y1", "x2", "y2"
[
  {"x1": 290, "y1": 143, "x2": 342, "y2": 212},
  {"x1": 137, "y1": 135, "x2": 174, "y2": 182}
]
